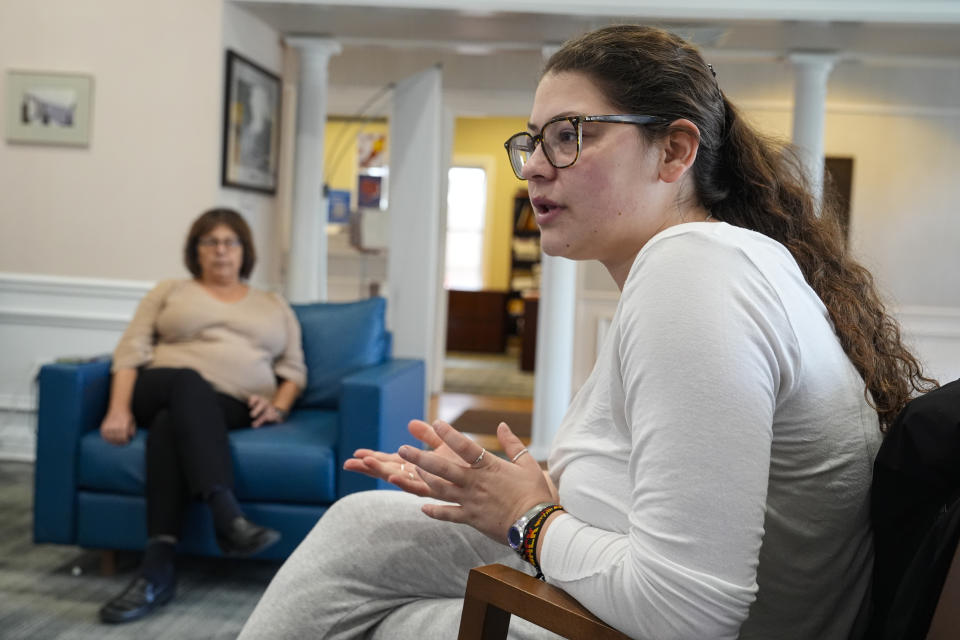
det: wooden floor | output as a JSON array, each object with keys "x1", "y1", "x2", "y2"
[
  {"x1": 432, "y1": 344, "x2": 535, "y2": 453},
  {"x1": 428, "y1": 392, "x2": 534, "y2": 453},
  {"x1": 429, "y1": 392, "x2": 533, "y2": 424}
]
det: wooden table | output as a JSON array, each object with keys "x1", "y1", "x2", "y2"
[{"x1": 446, "y1": 290, "x2": 508, "y2": 353}]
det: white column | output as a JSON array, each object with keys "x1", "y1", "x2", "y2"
[
  {"x1": 529, "y1": 254, "x2": 577, "y2": 460},
  {"x1": 788, "y1": 52, "x2": 837, "y2": 207},
  {"x1": 431, "y1": 107, "x2": 455, "y2": 395},
  {"x1": 387, "y1": 66, "x2": 445, "y2": 410},
  {"x1": 528, "y1": 44, "x2": 577, "y2": 461},
  {"x1": 283, "y1": 37, "x2": 341, "y2": 303}
]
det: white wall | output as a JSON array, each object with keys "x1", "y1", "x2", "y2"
[
  {"x1": 0, "y1": 0, "x2": 285, "y2": 286},
  {"x1": 0, "y1": 0, "x2": 223, "y2": 281},
  {"x1": 0, "y1": 0, "x2": 285, "y2": 460}
]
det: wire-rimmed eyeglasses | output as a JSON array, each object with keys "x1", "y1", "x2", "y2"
[
  {"x1": 503, "y1": 114, "x2": 665, "y2": 180},
  {"x1": 198, "y1": 237, "x2": 242, "y2": 250}
]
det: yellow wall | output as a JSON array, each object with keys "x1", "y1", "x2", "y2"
[
  {"x1": 324, "y1": 115, "x2": 527, "y2": 291},
  {"x1": 324, "y1": 118, "x2": 390, "y2": 200},
  {"x1": 453, "y1": 116, "x2": 528, "y2": 291}
]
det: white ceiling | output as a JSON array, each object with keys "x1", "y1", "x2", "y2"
[
  {"x1": 232, "y1": 0, "x2": 960, "y2": 117},
  {"x1": 235, "y1": 0, "x2": 960, "y2": 61}
]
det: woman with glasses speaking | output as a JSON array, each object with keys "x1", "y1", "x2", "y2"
[
  {"x1": 240, "y1": 25, "x2": 934, "y2": 640},
  {"x1": 98, "y1": 208, "x2": 306, "y2": 624}
]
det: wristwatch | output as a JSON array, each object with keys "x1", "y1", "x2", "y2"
[
  {"x1": 273, "y1": 406, "x2": 288, "y2": 421},
  {"x1": 507, "y1": 502, "x2": 555, "y2": 554}
]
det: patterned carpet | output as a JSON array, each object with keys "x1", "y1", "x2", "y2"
[
  {"x1": 0, "y1": 461, "x2": 279, "y2": 639},
  {"x1": 443, "y1": 351, "x2": 534, "y2": 398}
]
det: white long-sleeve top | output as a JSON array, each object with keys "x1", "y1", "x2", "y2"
[{"x1": 543, "y1": 222, "x2": 881, "y2": 639}]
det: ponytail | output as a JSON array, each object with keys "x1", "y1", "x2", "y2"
[{"x1": 705, "y1": 99, "x2": 937, "y2": 430}]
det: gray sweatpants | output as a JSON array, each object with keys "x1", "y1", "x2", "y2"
[{"x1": 238, "y1": 490, "x2": 564, "y2": 640}]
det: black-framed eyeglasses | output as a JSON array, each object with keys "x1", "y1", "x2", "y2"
[{"x1": 503, "y1": 114, "x2": 666, "y2": 180}]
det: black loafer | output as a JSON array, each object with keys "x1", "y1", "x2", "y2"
[
  {"x1": 216, "y1": 517, "x2": 281, "y2": 557},
  {"x1": 99, "y1": 575, "x2": 176, "y2": 624}
]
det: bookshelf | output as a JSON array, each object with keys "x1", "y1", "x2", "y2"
[{"x1": 508, "y1": 190, "x2": 540, "y2": 340}]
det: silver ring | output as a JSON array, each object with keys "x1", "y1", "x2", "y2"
[
  {"x1": 408, "y1": 471, "x2": 415, "y2": 480},
  {"x1": 400, "y1": 463, "x2": 405, "y2": 473},
  {"x1": 472, "y1": 449, "x2": 486, "y2": 466},
  {"x1": 511, "y1": 448, "x2": 529, "y2": 463}
]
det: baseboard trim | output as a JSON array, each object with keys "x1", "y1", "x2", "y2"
[
  {"x1": 0, "y1": 272, "x2": 153, "y2": 298},
  {"x1": 0, "y1": 451, "x2": 36, "y2": 463},
  {"x1": 0, "y1": 394, "x2": 36, "y2": 412}
]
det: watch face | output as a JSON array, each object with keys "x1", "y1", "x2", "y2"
[{"x1": 507, "y1": 525, "x2": 523, "y2": 550}]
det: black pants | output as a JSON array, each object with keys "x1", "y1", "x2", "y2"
[{"x1": 132, "y1": 368, "x2": 250, "y2": 537}]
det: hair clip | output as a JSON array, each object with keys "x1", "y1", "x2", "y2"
[{"x1": 707, "y1": 63, "x2": 717, "y2": 79}]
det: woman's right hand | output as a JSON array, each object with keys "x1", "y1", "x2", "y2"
[{"x1": 100, "y1": 409, "x2": 136, "y2": 445}]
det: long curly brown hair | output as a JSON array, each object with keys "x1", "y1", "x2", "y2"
[{"x1": 546, "y1": 25, "x2": 937, "y2": 430}]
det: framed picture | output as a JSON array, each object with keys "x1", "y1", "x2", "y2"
[
  {"x1": 327, "y1": 189, "x2": 351, "y2": 224},
  {"x1": 357, "y1": 174, "x2": 383, "y2": 209},
  {"x1": 4, "y1": 70, "x2": 93, "y2": 146},
  {"x1": 221, "y1": 50, "x2": 281, "y2": 194}
]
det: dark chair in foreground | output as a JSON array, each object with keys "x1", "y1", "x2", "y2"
[
  {"x1": 870, "y1": 378, "x2": 960, "y2": 639},
  {"x1": 458, "y1": 379, "x2": 960, "y2": 640},
  {"x1": 33, "y1": 297, "x2": 425, "y2": 565}
]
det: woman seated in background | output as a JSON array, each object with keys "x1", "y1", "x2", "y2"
[
  {"x1": 239, "y1": 25, "x2": 936, "y2": 640},
  {"x1": 98, "y1": 207, "x2": 306, "y2": 624}
]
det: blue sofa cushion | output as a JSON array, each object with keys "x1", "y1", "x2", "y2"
[
  {"x1": 76, "y1": 408, "x2": 340, "y2": 503},
  {"x1": 293, "y1": 297, "x2": 389, "y2": 409}
]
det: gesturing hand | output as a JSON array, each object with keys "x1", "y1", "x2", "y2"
[
  {"x1": 343, "y1": 420, "x2": 467, "y2": 497},
  {"x1": 396, "y1": 420, "x2": 555, "y2": 544}
]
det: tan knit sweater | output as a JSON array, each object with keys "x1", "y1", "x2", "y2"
[{"x1": 113, "y1": 279, "x2": 307, "y2": 401}]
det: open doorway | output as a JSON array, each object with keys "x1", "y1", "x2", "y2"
[{"x1": 440, "y1": 165, "x2": 534, "y2": 448}]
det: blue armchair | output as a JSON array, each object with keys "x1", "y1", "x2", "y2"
[{"x1": 33, "y1": 297, "x2": 425, "y2": 560}]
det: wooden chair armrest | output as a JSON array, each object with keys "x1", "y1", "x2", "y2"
[{"x1": 458, "y1": 563, "x2": 630, "y2": 640}]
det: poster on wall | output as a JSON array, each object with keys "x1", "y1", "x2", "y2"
[
  {"x1": 221, "y1": 50, "x2": 281, "y2": 194},
  {"x1": 357, "y1": 132, "x2": 387, "y2": 169},
  {"x1": 357, "y1": 174, "x2": 383, "y2": 208},
  {"x1": 327, "y1": 189, "x2": 351, "y2": 224},
  {"x1": 4, "y1": 70, "x2": 93, "y2": 146}
]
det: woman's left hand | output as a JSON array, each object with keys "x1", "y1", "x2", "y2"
[
  {"x1": 248, "y1": 394, "x2": 282, "y2": 428},
  {"x1": 397, "y1": 420, "x2": 555, "y2": 544}
]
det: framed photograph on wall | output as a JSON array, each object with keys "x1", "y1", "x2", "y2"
[
  {"x1": 4, "y1": 70, "x2": 93, "y2": 146},
  {"x1": 221, "y1": 50, "x2": 281, "y2": 194},
  {"x1": 357, "y1": 174, "x2": 383, "y2": 208}
]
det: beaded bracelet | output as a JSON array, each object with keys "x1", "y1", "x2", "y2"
[{"x1": 520, "y1": 504, "x2": 564, "y2": 580}]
